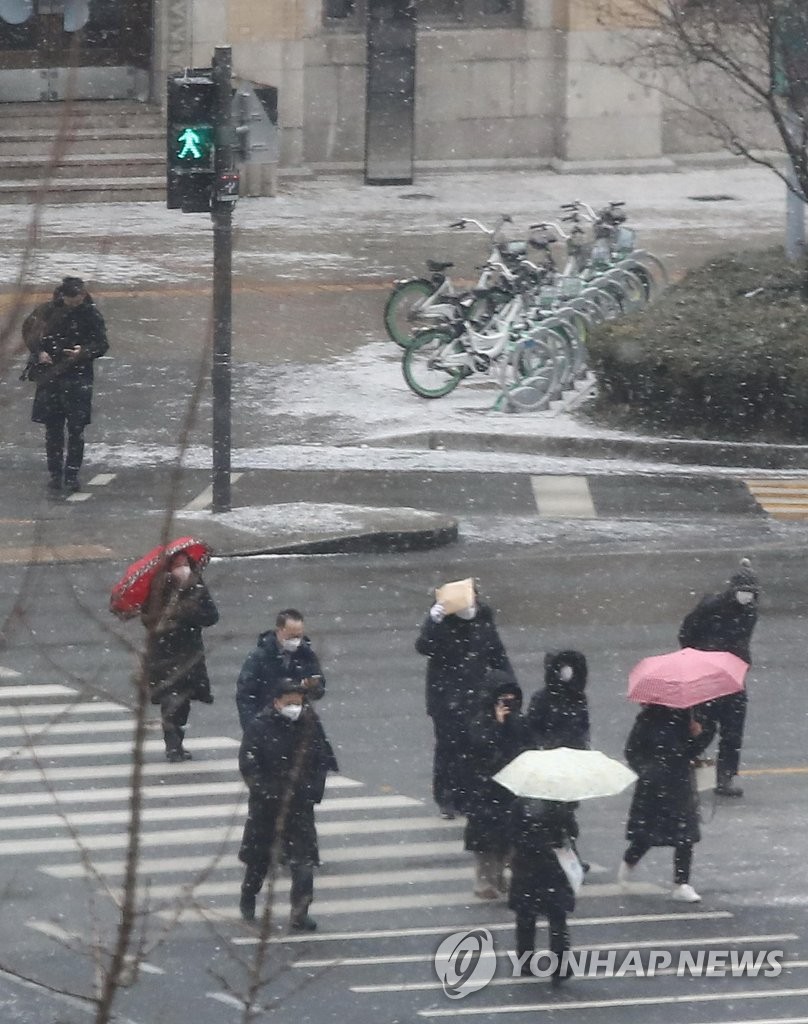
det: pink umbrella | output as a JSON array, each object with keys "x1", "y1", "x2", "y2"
[{"x1": 628, "y1": 648, "x2": 748, "y2": 708}]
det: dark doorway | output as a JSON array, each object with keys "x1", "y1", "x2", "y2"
[{"x1": 364, "y1": 0, "x2": 416, "y2": 185}]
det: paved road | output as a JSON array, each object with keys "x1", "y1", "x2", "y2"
[{"x1": 0, "y1": 544, "x2": 807, "y2": 1022}]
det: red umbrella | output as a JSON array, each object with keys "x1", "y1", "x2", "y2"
[
  {"x1": 109, "y1": 537, "x2": 212, "y2": 620},
  {"x1": 628, "y1": 648, "x2": 748, "y2": 709}
]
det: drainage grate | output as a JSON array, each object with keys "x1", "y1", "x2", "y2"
[{"x1": 687, "y1": 194, "x2": 737, "y2": 202}]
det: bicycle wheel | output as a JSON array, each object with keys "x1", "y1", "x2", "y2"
[
  {"x1": 401, "y1": 329, "x2": 467, "y2": 398},
  {"x1": 508, "y1": 332, "x2": 559, "y2": 410},
  {"x1": 384, "y1": 279, "x2": 435, "y2": 348},
  {"x1": 539, "y1": 318, "x2": 578, "y2": 389}
]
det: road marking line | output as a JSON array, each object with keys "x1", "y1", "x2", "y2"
[
  {"x1": 746, "y1": 479, "x2": 808, "y2": 520},
  {"x1": 0, "y1": 667, "x2": 22, "y2": 679},
  {"x1": 183, "y1": 473, "x2": 243, "y2": 511},
  {"x1": 741, "y1": 767, "x2": 808, "y2": 776},
  {"x1": 354, "y1": 960, "x2": 808, "y2": 994},
  {"x1": 0, "y1": 794, "x2": 413, "y2": 833},
  {"x1": 231, "y1": 910, "x2": 734, "y2": 946},
  {"x1": 530, "y1": 475, "x2": 596, "y2": 518},
  {"x1": 0, "y1": 718, "x2": 158, "y2": 740},
  {"x1": 87, "y1": 474, "x2": 116, "y2": 486},
  {"x1": 0, "y1": 543, "x2": 114, "y2": 563},
  {"x1": 0, "y1": 736, "x2": 239, "y2": 760},
  {"x1": 65, "y1": 492, "x2": 92, "y2": 503},
  {"x1": 206, "y1": 993, "x2": 244, "y2": 1010},
  {"x1": 0, "y1": 684, "x2": 77, "y2": 699},
  {"x1": 296, "y1": 931, "x2": 798, "y2": 970},
  {"x1": 0, "y1": 701, "x2": 126, "y2": 720},
  {"x1": 45, "y1": 838, "x2": 465, "y2": 879},
  {"x1": 418, "y1": 985, "x2": 808, "y2": 1017}
]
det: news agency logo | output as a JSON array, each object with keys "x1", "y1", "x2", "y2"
[
  {"x1": 433, "y1": 929, "x2": 785, "y2": 998},
  {"x1": 433, "y1": 928, "x2": 497, "y2": 999}
]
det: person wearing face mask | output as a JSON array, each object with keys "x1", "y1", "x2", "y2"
[
  {"x1": 416, "y1": 584, "x2": 515, "y2": 819},
  {"x1": 141, "y1": 552, "x2": 219, "y2": 762},
  {"x1": 464, "y1": 672, "x2": 530, "y2": 899},
  {"x1": 678, "y1": 559, "x2": 760, "y2": 797},
  {"x1": 238, "y1": 681, "x2": 338, "y2": 930},
  {"x1": 236, "y1": 609, "x2": 326, "y2": 731},
  {"x1": 527, "y1": 651, "x2": 591, "y2": 751}
]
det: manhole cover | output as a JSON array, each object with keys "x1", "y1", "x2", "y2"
[
  {"x1": 687, "y1": 194, "x2": 737, "y2": 202},
  {"x1": 399, "y1": 193, "x2": 436, "y2": 200}
]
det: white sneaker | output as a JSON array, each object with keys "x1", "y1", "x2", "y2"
[
  {"x1": 617, "y1": 860, "x2": 636, "y2": 890},
  {"x1": 672, "y1": 883, "x2": 701, "y2": 903}
]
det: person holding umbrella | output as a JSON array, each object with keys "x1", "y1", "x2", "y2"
[
  {"x1": 493, "y1": 748, "x2": 636, "y2": 984},
  {"x1": 678, "y1": 559, "x2": 759, "y2": 797},
  {"x1": 618, "y1": 705, "x2": 710, "y2": 902},
  {"x1": 464, "y1": 671, "x2": 530, "y2": 900},
  {"x1": 416, "y1": 577, "x2": 515, "y2": 819},
  {"x1": 139, "y1": 543, "x2": 219, "y2": 762}
]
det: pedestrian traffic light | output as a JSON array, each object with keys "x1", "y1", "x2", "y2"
[{"x1": 167, "y1": 70, "x2": 216, "y2": 213}]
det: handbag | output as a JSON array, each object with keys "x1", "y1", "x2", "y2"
[
  {"x1": 20, "y1": 357, "x2": 49, "y2": 383},
  {"x1": 554, "y1": 844, "x2": 585, "y2": 894},
  {"x1": 692, "y1": 757, "x2": 716, "y2": 792}
]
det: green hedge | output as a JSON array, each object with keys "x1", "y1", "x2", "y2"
[{"x1": 586, "y1": 250, "x2": 808, "y2": 441}]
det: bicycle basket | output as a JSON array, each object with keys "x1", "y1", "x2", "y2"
[{"x1": 614, "y1": 226, "x2": 636, "y2": 253}]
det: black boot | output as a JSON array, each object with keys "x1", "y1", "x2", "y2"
[
  {"x1": 239, "y1": 890, "x2": 256, "y2": 922},
  {"x1": 63, "y1": 472, "x2": 81, "y2": 495},
  {"x1": 714, "y1": 772, "x2": 743, "y2": 797}
]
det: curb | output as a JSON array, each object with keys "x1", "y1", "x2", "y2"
[
  {"x1": 218, "y1": 520, "x2": 459, "y2": 557},
  {"x1": 372, "y1": 432, "x2": 808, "y2": 471}
]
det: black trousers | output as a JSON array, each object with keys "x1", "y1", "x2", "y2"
[
  {"x1": 431, "y1": 712, "x2": 469, "y2": 811},
  {"x1": 625, "y1": 838, "x2": 693, "y2": 885},
  {"x1": 699, "y1": 690, "x2": 748, "y2": 780},
  {"x1": 242, "y1": 859, "x2": 314, "y2": 918},
  {"x1": 515, "y1": 910, "x2": 570, "y2": 970},
  {"x1": 44, "y1": 412, "x2": 85, "y2": 481},
  {"x1": 160, "y1": 691, "x2": 191, "y2": 753}
]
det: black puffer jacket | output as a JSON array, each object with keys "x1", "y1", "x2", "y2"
[
  {"x1": 508, "y1": 798, "x2": 579, "y2": 917},
  {"x1": 464, "y1": 673, "x2": 531, "y2": 853},
  {"x1": 527, "y1": 650, "x2": 590, "y2": 750},
  {"x1": 678, "y1": 571, "x2": 759, "y2": 665},
  {"x1": 141, "y1": 572, "x2": 219, "y2": 704},
  {"x1": 624, "y1": 706, "x2": 709, "y2": 847},
  {"x1": 24, "y1": 295, "x2": 109, "y2": 426},
  {"x1": 415, "y1": 601, "x2": 514, "y2": 719}
]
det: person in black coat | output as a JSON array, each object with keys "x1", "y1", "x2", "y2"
[
  {"x1": 527, "y1": 650, "x2": 590, "y2": 751},
  {"x1": 678, "y1": 560, "x2": 759, "y2": 797},
  {"x1": 464, "y1": 672, "x2": 530, "y2": 899},
  {"x1": 508, "y1": 798, "x2": 579, "y2": 985},
  {"x1": 238, "y1": 681, "x2": 338, "y2": 931},
  {"x1": 618, "y1": 705, "x2": 710, "y2": 903},
  {"x1": 23, "y1": 276, "x2": 109, "y2": 494},
  {"x1": 141, "y1": 552, "x2": 219, "y2": 762},
  {"x1": 236, "y1": 608, "x2": 325, "y2": 730},
  {"x1": 415, "y1": 593, "x2": 515, "y2": 818}
]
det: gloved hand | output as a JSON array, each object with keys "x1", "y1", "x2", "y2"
[{"x1": 429, "y1": 602, "x2": 446, "y2": 623}]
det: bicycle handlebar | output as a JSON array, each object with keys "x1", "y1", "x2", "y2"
[{"x1": 449, "y1": 214, "x2": 513, "y2": 237}]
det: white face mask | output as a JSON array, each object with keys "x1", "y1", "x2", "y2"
[
  {"x1": 559, "y1": 665, "x2": 574, "y2": 682},
  {"x1": 281, "y1": 637, "x2": 302, "y2": 653},
  {"x1": 736, "y1": 590, "x2": 755, "y2": 606},
  {"x1": 171, "y1": 564, "x2": 192, "y2": 585},
  {"x1": 456, "y1": 605, "x2": 477, "y2": 620},
  {"x1": 279, "y1": 704, "x2": 303, "y2": 721}
]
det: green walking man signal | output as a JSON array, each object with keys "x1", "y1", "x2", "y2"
[{"x1": 175, "y1": 125, "x2": 214, "y2": 164}]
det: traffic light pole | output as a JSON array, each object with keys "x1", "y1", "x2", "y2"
[{"x1": 211, "y1": 45, "x2": 233, "y2": 514}]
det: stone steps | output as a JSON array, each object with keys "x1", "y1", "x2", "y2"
[{"x1": 0, "y1": 100, "x2": 166, "y2": 203}]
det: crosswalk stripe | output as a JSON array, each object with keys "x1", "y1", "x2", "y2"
[
  {"x1": 0, "y1": 718, "x2": 160, "y2": 739},
  {"x1": 0, "y1": 813, "x2": 458, "y2": 856},
  {"x1": 0, "y1": 684, "x2": 78, "y2": 698},
  {"x1": 0, "y1": 779, "x2": 246, "y2": 809},
  {"x1": 299, "y1": 932, "x2": 796, "y2": 970},
  {"x1": 0, "y1": 794, "x2": 418, "y2": 832},
  {"x1": 168, "y1": 882, "x2": 668, "y2": 923},
  {"x1": 354, "y1": 960, "x2": 808, "y2": 994},
  {"x1": 0, "y1": 759, "x2": 363, "y2": 787},
  {"x1": 0, "y1": 701, "x2": 127, "y2": 720},
  {"x1": 418, "y1": 985, "x2": 808, "y2": 1017},
  {"x1": 43, "y1": 838, "x2": 466, "y2": 879},
  {"x1": 231, "y1": 910, "x2": 734, "y2": 946},
  {"x1": 530, "y1": 475, "x2": 596, "y2": 518},
  {"x1": 0, "y1": 736, "x2": 239, "y2": 760},
  {"x1": 746, "y1": 479, "x2": 808, "y2": 520}
]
